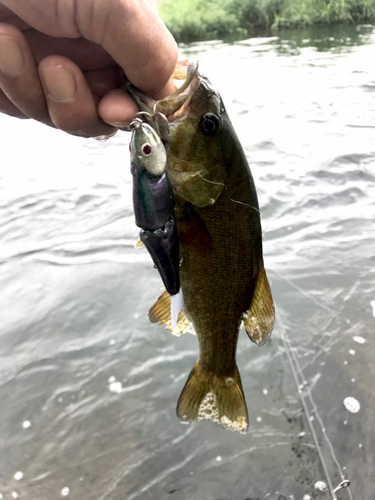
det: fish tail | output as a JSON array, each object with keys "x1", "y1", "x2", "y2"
[{"x1": 176, "y1": 362, "x2": 248, "y2": 433}]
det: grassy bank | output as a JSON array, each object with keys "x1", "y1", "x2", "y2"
[{"x1": 159, "y1": 0, "x2": 375, "y2": 42}]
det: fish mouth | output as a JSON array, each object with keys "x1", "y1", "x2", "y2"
[{"x1": 126, "y1": 58, "x2": 200, "y2": 125}]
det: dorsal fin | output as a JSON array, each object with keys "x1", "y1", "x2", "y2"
[
  {"x1": 243, "y1": 261, "x2": 274, "y2": 346},
  {"x1": 149, "y1": 290, "x2": 191, "y2": 337}
]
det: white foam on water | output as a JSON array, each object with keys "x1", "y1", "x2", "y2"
[
  {"x1": 349, "y1": 349, "x2": 355, "y2": 355},
  {"x1": 371, "y1": 300, "x2": 375, "y2": 317},
  {"x1": 256, "y1": 416, "x2": 262, "y2": 423},
  {"x1": 108, "y1": 376, "x2": 116, "y2": 383},
  {"x1": 353, "y1": 336, "x2": 366, "y2": 344},
  {"x1": 303, "y1": 495, "x2": 312, "y2": 500},
  {"x1": 314, "y1": 480, "x2": 327, "y2": 492},
  {"x1": 22, "y1": 420, "x2": 31, "y2": 429},
  {"x1": 13, "y1": 472, "x2": 23, "y2": 481},
  {"x1": 343, "y1": 396, "x2": 360, "y2": 413},
  {"x1": 11, "y1": 493, "x2": 18, "y2": 499},
  {"x1": 262, "y1": 388, "x2": 268, "y2": 395},
  {"x1": 197, "y1": 392, "x2": 219, "y2": 422},
  {"x1": 61, "y1": 487, "x2": 70, "y2": 496},
  {"x1": 220, "y1": 414, "x2": 247, "y2": 433},
  {"x1": 109, "y1": 381, "x2": 122, "y2": 394},
  {"x1": 197, "y1": 392, "x2": 247, "y2": 432},
  {"x1": 215, "y1": 456, "x2": 222, "y2": 462},
  {"x1": 109, "y1": 339, "x2": 116, "y2": 345}
]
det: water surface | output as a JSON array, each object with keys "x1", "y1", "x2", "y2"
[{"x1": 0, "y1": 24, "x2": 374, "y2": 500}]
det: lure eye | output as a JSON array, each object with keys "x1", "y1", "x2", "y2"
[
  {"x1": 200, "y1": 113, "x2": 221, "y2": 136},
  {"x1": 142, "y1": 143, "x2": 152, "y2": 155}
]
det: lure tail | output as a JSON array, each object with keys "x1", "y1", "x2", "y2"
[{"x1": 177, "y1": 362, "x2": 248, "y2": 433}]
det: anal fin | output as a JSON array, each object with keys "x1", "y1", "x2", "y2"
[
  {"x1": 149, "y1": 290, "x2": 191, "y2": 337},
  {"x1": 243, "y1": 261, "x2": 275, "y2": 346}
]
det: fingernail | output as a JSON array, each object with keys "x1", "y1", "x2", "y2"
[
  {"x1": 0, "y1": 36, "x2": 25, "y2": 77},
  {"x1": 110, "y1": 121, "x2": 131, "y2": 128},
  {"x1": 41, "y1": 65, "x2": 76, "y2": 103}
]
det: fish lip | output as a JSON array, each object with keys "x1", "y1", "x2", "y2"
[{"x1": 126, "y1": 58, "x2": 201, "y2": 120}]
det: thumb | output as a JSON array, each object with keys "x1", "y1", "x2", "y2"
[{"x1": 95, "y1": 0, "x2": 178, "y2": 99}]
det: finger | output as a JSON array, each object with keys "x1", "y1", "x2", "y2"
[
  {"x1": 39, "y1": 55, "x2": 117, "y2": 138},
  {"x1": 98, "y1": 89, "x2": 139, "y2": 128},
  {"x1": 73, "y1": 0, "x2": 178, "y2": 100},
  {"x1": 0, "y1": 23, "x2": 51, "y2": 124},
  {"x1": 99, "y1": 0, "x2": 178, "y2": 98},
  {"x1": 25, "y1": 29, "x2": 114, "y2": 71},
  {"x1": 0, "y1": 87, "x2": 30, "y2": 118},
  {"x1": 84, "y1": 67, "x2": 122, "y2": 99}
]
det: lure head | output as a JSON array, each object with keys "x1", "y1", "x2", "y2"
[
  {"x1": 130, "y1": 118, "x2": 175, "y2": 231},
  {"x1": 130, "y1": 119, "x2": 167, "y2": 176}
]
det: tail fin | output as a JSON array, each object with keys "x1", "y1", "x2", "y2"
[{"x1": 176, "y1": 362, "x2": 248, "y2": 433}]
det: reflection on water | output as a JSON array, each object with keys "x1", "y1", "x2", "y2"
[{"x1": 1, "y1": 24, "x2": 375, "y2": 500}]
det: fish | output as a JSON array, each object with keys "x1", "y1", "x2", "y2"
[{"x1": 127, "y1": 59, "x2": 274, "y2": 433}]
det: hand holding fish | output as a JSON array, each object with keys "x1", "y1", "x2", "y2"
[{"x1": 0, "y1": 0, "x2": 177, "y2": 137}]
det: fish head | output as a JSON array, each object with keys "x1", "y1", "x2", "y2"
[
  {"x1": 164, "y1": 63, "x2": 229, "y2": 207},
  {"x1": 127, "y1": 60, "x2": 232, "y2": 207}
]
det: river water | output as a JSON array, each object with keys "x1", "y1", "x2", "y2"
[{"x1": 1, "y1": 24, "x2": 374, "y2": 500}]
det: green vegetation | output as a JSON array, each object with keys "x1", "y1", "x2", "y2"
[{"x1": 159, "y1": 0, "x2": 375, "y2": 42}]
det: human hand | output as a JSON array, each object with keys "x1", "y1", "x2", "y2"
[{"x1": 0, "y1": 0, "x2": 177, "y2": 138}]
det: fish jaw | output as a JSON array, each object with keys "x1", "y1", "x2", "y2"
[{"x1": 125, "y1": 59, "x2": 199, "y2": 123}]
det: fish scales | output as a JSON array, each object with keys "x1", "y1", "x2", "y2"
[
  {"x1": 127, "y1": 59, "x2": 274, "y2": 433},
  {"x1": 178, "y1": 192, "x2": 261, "y2": 374}
]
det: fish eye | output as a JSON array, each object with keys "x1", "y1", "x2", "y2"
[
  {"x1": 142, "y1": 143, "x2": 152, "y2": 155},
  {"x1": 200, "y1": 113, "x2": 221, "y2": 136}
]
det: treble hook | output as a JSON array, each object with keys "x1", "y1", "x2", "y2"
[{"x1": 128, "y1": 117, "x2": 143, "y2": 131}]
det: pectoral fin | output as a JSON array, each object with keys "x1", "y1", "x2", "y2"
[
  {"x1": 149, "y1": 290, "x2": 191, "y2": 337},
  {"x1": 243, "y1": 262, "x2": 274, "y2": 346}
]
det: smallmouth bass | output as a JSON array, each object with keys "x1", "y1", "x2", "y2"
[{"x1": 128, "y1": 60, "x2": 274, "y2": 433}]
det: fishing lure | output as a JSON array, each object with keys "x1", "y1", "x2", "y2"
[{"x1": 129, "y1": 118, "x2": 182, "y2": 329}]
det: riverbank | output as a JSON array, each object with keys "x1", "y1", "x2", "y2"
[{"x1": 159, "y1": 0, "x2": 375, "y2": 42}]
